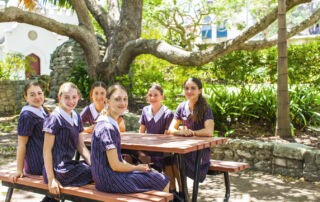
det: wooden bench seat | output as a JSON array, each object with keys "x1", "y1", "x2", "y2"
[
  {"x1": 0, "y1": 170, "x2": 173, "y2": 202},
  {"x1": 207, "y1": 160, "x2": 248, "y2": 202}
]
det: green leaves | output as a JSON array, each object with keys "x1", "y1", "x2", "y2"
[{"x1": 0, "y1": 53, "x2": 33, "y2": 80}]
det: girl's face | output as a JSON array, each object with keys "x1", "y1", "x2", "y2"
[
  {"x1": 184, "y1": 80, "x2": 202, "y2": 101},
  {"x1": 24, "y1": 85, "x2": 44, "y2": 109},
  {"x1": 58, "y1": 88, "x2": 80, "y2": 114},
  {"x1": 106, "y1": 89, "x2": 128, "y2": 116},
  {"x1": 91, "y1": 86, "x2": 107, "y2": 106},
  {"x1": 146, "y1": 88, "x2": 164, "y2": 106}
]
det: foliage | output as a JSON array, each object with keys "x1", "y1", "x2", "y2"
[
  {"x1": 204, "y1": 84, "x2": 320, "y2": 135},
  {"x1": 0, "y1": 53, "x2": 33, "y2": 80},
  {"x1": 68, "y1": 62, "x2": 94, "y2": 102},
  {"x1": 203, "y1": 38, "x2": 320, "y2": 85}
]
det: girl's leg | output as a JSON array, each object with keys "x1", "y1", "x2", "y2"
[{"x1": 164, "y1": 165, "x2": 176, "y2": 191}]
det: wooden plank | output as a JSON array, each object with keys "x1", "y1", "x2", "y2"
[
  {"x1": 0, "y1": 171, "x2": 171, "y2": 202},
  {"x1": 209, "y1": 160, "x2": 248, "y2": 172}
]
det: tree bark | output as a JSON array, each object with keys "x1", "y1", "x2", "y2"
[{"x1": 276, "y1": 0, "x2": 291, "y2": 138}]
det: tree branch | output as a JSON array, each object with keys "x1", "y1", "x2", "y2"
[
  {"x1": 71, "y1": 0, "x2": 95, "y2": 33},
  {"x1": 238, "y1": 7, "x2": 320, "y2": 51},
  {"x1": 84, "y1": 0, "x2": 109, "y2": 36},
  {"x1": 0, "y1": 6, "x2": 100, "y2": 79},
  {"x1": 107, "y1": 0, "x2": 120, "y2": 28},
  {"x1": 118, "y1": 0, "x2": 311, "y2": 68}
]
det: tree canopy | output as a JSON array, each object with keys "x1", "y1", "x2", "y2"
[{"x1": 0, "y1": 0, "x2": 319, "y2": 81}]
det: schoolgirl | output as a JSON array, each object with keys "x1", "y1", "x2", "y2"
[
  {"x1": 138, "y1": 84, "x2": 174, "y2": 171},
  {"x1": 168, "y1": 77, "x2": 214, "y2": 185},
  {"x1": 90, "y1": 84, "x2": 170, "y2": 193},
  {"x1": 9, "y1": 82, "x2": 48, "y2": 183},
  {"x1": 81, "y1": 81, "x2": 125, "y2": 133},
  {"x1": 43, "y1": 82, "x2": 92, "y2": 196}
]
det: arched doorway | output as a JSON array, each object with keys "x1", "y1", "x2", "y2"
[{"x1": 26, "y1": 53, "x2": 40, "y2": 78}]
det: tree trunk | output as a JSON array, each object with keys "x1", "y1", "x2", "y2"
[{"x1": 276, "y1": 0, "x2": 291, "y2": 138}]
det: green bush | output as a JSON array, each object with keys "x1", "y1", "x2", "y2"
[
  {"x1": 0, "y1": 53, "x2": 33, "y2": 80},
  {"x1": 204, "y1": 84, "x2": 320, "y2": 135}
]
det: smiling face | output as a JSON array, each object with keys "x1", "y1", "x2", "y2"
[
  {"x1": 91, "y1": 86, "x2": 107, "y2": 107},
  {"x1": 146, "y1": 88, "x2": 164, "y2": 107},
  {"x1": 24, "y1": 85, "x2": 44, "y2": 109},
  {"x1": 106, "y1": 89, "x2": 128, "y2": 117},
  {"x1": 184, "y1": 80, "x2": 202, "y2": 102},
  {"x1": 58, "y1": 88, "x2": 80, "y2": 114}
]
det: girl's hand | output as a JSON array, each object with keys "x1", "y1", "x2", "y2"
[
  {"x1": 48, "y1": 178, "x2": 63, "y2": 195},
  {"x1": 183, "y1": 129, "x2": 195, "y2": 137},
  {"x1": 9, "y1": 171, "x2": 24, "y2": 183},
  {"x1": 85, "y1": 124, "x2": 96, "y2": 133},
  {"x1": 136, "y1": 164, "x2": 151, "y2": 171}
]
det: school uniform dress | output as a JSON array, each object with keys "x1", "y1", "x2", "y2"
[
  {"x1": 91, "y1": 115, "x2": 170, "y2": 193},
  {"x1": 139, "y1": 105, "x2": 174, "y2": 171},
  {"x1": 42, "y1": 107, "x2": 92, "y2": 186},
  {"x1": 18, "y1": 106, "x2": 47, "y2": 175},
  {"x1": 80, "y1": 103, "x2": 100, "y2": 125},
  {"x1": 174, "y1": 101, "x2": 214, "y2": 182}
]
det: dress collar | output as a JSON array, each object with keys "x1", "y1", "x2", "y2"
[
  {"x1": 96, "y1": 115, "x2": 120, "y2": 132},
  {"x1": 21, "y1": 106, "x2": 47, "y2": 119},
  {"x1": 184, "y1": 101, "x2": 192, "y2": 117},
  {"x1": 145, "y1": 105, "x2": 166, "y2": 123},
  {"x1": 89, "y1": 103, "x2": 100, "y2": 120},
  {"x1": 54, "y1": 107, "x2": 78, "y2": 126}
]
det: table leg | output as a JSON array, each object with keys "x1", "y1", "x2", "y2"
[
  {"x1": 5, "y1": 187, "x2": 13, "y2": 202},
  {"x1": 192, "y1": 149, "x2": 203, "y2": 202},
  {"x1": 177, "y1": 154, "x2": 189, "y2": 202}
]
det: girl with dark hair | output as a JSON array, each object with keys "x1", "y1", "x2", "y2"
[
  {"x1": 9, "y1": 81, "x2": 48, "y2": 183},
  {"x1": 168, "y1": 77, "x2": 214, "y2": 189},
  {"x1": 90, "y1": 84, "x2": 170, "y2": 193},
  {"x1": 138, "y1": 83, "x2": 174, "y2": 172},
  {"x1": 81, "y1": 81, "x2": 125, "y2": 133}
]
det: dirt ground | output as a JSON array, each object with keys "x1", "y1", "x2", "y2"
[{"x1": 0, "y1": 116, "x2": 320, "y2": 201}]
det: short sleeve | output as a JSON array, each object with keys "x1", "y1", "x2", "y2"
[
  {"x1": 43, "y1": 114, "x2": 60, "y2": 135},
  {"x1": 174, "y1": 103, "x2": 183, "y2": 120},
  {"x1": 164, "y1": 111, "x2": 174, "y2": 130},
  {"x1": 204, "y1": 106, "x2": 214, "y2": 122},
  {"x1": 80, "y1": 106, "x2": 89, "y2": 124},
  {"x1": 18, "y1": 113, "x2": 35, "y2": 137},
  {"x1": 99, "y1": 127, "x2": 117, "y2": 152},
  {"x1": 139, "y1": 107, "x2": 146, "y2": 125}
]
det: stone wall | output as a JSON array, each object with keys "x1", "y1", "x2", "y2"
[
  {"x1": 211, "y1": 139, "x2": 320, "y2": 181},
  {"x1": 0, "y1": 80, "x2": 28, "y2": 115}
]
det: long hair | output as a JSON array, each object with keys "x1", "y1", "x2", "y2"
[
  {"x1": 184, "y1": 77, "x2": 208, "y2": 122},
  {"x1": 24, "y1": 81, "x2": 51, "y2": 114},
  {"x1": 89, "y1": 81, "x2": 107, "y2": 102}
]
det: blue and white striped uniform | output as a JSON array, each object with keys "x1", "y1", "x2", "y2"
[
  {"x1": 42, "y1": 107, "x2": 92, "y2": 186},
  {"x1": 91, "y1": 115, "x2": 169, "y2": 193},
  {"x1": 174, "y1": 101, "x2": 214, "y2": 182}
]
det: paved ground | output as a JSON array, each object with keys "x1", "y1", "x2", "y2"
[{"x1": 1, "y1": 159, "x2": 319, "y2": 202}]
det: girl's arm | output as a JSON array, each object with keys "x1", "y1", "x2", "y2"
[
  {"x1": 192, "y1": 119, "x2": 214, "y2": 137},
  {"x1": 139, "y1": 124, "x2": 146, "y2": 133},
  {"x1": 106, "y1": 149, "x2": 150, "y2": 172},
  {"x1": 118, "y1": 117, "x2": 126, "y2": 132},
  {"x1": 168, "y1": 118, "x2": 183, "y2": 135},
  {"x1": 43, "y1": 132, "x2": 63, "y2": 195},
  {"x1": 76, "y1": 133, "x2": 91, "y2": 165},
  {"x1": 9, "y1": 136, "x2": 29, "y2": 183}
]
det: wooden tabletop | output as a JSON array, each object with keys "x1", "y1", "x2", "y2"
[{"x1": 83, "y1": 132, "x2": 227, "y2": 154}]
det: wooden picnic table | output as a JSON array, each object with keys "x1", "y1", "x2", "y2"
[{"x1": 83, "y1": 132, "x2": 227, "y2": 202}]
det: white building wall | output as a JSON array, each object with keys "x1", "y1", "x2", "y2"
[{"x1": 0, "y1": 2, "x2": 78, "y2": 78}]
